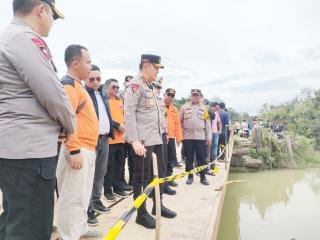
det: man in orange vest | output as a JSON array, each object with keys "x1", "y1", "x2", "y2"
[
  {"x1": 57, "y1": 45, "x2": 101, "y2": 239},
  {"x1": 164, "y1": 88, "x2": 183, "y2": 188}
]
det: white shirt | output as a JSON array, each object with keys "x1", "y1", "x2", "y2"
[{"x1": 95, "y1": 91, "x2": 110, "y2": 135}]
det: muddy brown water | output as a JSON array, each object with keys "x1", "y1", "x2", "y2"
[{"x1": 218, "y1": 168, "x2": 320, "y2": 240}]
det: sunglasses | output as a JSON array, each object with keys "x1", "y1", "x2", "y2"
[
  {"x1": 166, "y1": 93, "x2": 175, "y2": 98},
  {"x1": 89, "y1": 77, "x2": 101, "y2": 83},
  {"x1": 111, "y1": 85, "x2": 120, "y2": 90}
]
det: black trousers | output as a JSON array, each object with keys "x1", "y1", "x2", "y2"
[
  {"x1": 167, "y1": 138, "x2": 177, "y2": 176},
  {"x1": 90, "y1": 135, "x2": 109, "y2": 204},
  {"x1": 218, "y1": 130, "x2": 227, "y2": 159},
  {"x1": 162, "y1": 133, "x2": 168, "y2": 176},
  {"x1": 0, "y1": 156, "x2": 57, "y2": 240},
  {"x1": 130, "y1": 144, "x2": 165, "y2": 214},
  {"x1": 104, "y1": 143, "x2": 125, "y2": 193},
  {"x1": 183, "y1": 139, "x2": 207, "y2": 173}
]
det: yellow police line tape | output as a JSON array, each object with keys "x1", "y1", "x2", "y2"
[{"x1": 104, "y1": 145, "x2": 226, "y2": 240}]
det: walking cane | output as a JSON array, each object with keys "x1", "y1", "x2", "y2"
[
  {"x1": 55, "y1": 142, "x2": 61, "y2": 198},
  {"x1": 152, "y1": 153, "x2": 161, "y2": 240},
  {"x1": 56, "y1": 128, "x2": 66, "y2": 198}
]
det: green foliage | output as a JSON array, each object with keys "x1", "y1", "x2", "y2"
[
  {"x1": 173, "y1": 97, "x2": 188, "y2": 109},
  {"x1": 260, "y1": 88, "x2": 320, "y2": 151},
  {"x1": 250, "y1": 148, "x2": 273, "y2": 169},
  {"x1": 249, "y1": 132, "x2": 289, "y2": 169},
  {"x1": 291, "y1": 135, "x2": 320, "y2": 164},
  {"x1": 249, "y1": 124, "x2": 320, "y2": 169}
]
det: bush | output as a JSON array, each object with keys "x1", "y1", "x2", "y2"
[{"x1": 291, "y1": 135, "x2": 320, "y2": 164}]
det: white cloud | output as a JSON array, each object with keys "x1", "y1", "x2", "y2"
[{"x1": 1, "y1": 0, "x2": 320, "y2": 114}]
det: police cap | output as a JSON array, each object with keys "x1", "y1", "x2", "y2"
[
  {"x1": 165, "y1": 88, "x2": 176, "y2": 97},
  {"x1": 41, "y1": 0, "x2": 64, "y2": 20},
  {"x1": 140, "y1": 54, "x2": 164, "y2": 69},
  {"x1": 191, "y1": 89, "x2": 201, "y2": 95}
]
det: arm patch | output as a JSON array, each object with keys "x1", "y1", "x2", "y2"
[
  {"x1": 31, "y1": 37, "x2": 50, "y2": 60},
  {"x1": 131, "y1": 84, "x2": 139, "y2": 93}
]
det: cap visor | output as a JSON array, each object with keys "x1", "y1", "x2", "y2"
[
  {"x1": 153, "y1": 63, "x2": 164, "y2": 69},
  {"x1": 52, "y1": 5, "x2": 64, "y2": 20}
]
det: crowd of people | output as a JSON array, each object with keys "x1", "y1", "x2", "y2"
[{"x1": 0, "y1": 1, "x2": 231, "y2": 240}]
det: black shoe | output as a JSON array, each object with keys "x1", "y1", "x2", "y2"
[
  {"x1": 121, "y1": 183, "x2": 133, "y2": 192},
  {"x1": 200, "y1": 178, "x2": 210, "y2": 185},
  {"x1": 93, "y1": 200, "x2": 111, "y2": 214},
  {"x1": 87, "y1": 208, "x2": 99, "y2": 226},
  {"x1": 152, "y1": 205, "x2": 177, "y2": 218},
  {"x1": 163, "y1": 185, "x2": 176, "y2": 195},
  {"x1": 104, "y1": 192, "x2": 116, "y2": 202},
  {"x1": 136, "y1": 212, "x2": 156, "y2": 229},
  {"x1": 52, "y1": 226, "x2": 58, "y2": 233},
  {"x1": 169, "y1": 180, "x2": 178, "y2": 187},
  {"x1": 186, "y1": 175, "x2": 193, "y2": 185},
  {"x1": 114, "y1": 190, "x2": 129, "y2": 198}
]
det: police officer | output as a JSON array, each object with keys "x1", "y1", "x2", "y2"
[
  {"x1": 124, "y1": 54, "x2": 176, "y2": 229},
  {"x1": 180, "y1": 89, "x2": 212, "y2": 185},
  {"x1": 0, "y1": 1, "x2": 75, "y2": 239}
]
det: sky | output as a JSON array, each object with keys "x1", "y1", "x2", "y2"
[{"x1": 1, "y1": 0, "x2": 320, "y2": 114}]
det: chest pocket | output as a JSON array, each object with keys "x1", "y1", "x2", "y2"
[
  {"x1": 197, "y1": 108, "x2": 205, "y2": 120},
  {"x1": 144, "y1": 90, "x2": 156, "y2": 108},
  {"x1": 184, "y1": 108, "x2": 192, "y2": 120}
]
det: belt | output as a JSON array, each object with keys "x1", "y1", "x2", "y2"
[{"x1": 99, "y1": 133, "x2": 109, "y2": 138}]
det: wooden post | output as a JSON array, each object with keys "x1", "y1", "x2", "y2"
[
  {"x1": 284, "y1": 134, "x2": 294, "y2": 168},
  {"x1": 152, "y1": 153, "x2": 161, "y2": 240},
  {"x1": 254, "y1": 128, "x2": 262, "y2": 150},
  {"x1": 224, "y1": 144, "x2": 228, "y2": 169}
]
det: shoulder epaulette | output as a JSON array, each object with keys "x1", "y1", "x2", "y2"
[{"x1": 61, "y1": 75, "x2": 75, "y2": 87}]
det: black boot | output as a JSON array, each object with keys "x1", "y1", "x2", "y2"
[
  {"x1": 186, "y1": 174, "x2": 193, "y2": 185},
  {"x1": 163, "y1": 183, "x2": 176, "y2": 195},
  {"x1": 200, "y1": 172, "x2": 209, "y2": 185},
  {"x1": 136, "y1": 204, "x2": 156, "y2": 229},
  {"x1": 169, "y1": 180, "x2": 178, "y2": 187},
  {"x1": 152, "y1": 204, "x2": 177, "y2": 218},
  {"x1": 134, "y1": 184, "x2": 156, "y2": 229},
  {"x1": 136, "y1": 212, "x2": 156, "y2": 229}
]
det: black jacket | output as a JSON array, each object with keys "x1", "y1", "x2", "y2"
[{"x1": 85, "y1": 85, "x2": 115, "y2": 139}]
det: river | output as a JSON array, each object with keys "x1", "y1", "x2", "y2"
[{"x1": 217, "y1": 168, "x2": 320, "y2": 240}]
